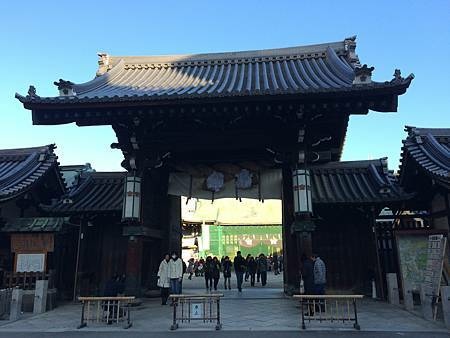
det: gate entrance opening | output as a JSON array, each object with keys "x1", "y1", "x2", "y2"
[{"x1": 181, "y1": 197, "x2": 285, "y2": 296}]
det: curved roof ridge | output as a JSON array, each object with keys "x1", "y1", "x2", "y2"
[
  {"x1": 0, "y1": 144, "x2": 64, "y2": 202},
  {"x1": 106, "y1": 39, "x2": 349, "y2": 67},
  {"x1": 399, "y1": 125, "x2": 450, "y2": 188},
  {"x1": 406, "y1": 125, "x2": 450, "y2": 137},
  {"x1": 311, "y1": 158, "x2": 387, "y2": 169},
  {"x1": 0, "y1": 144, "x2": 55, "y2": 157}
]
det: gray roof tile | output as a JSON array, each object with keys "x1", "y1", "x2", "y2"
[
  {"x1": 0, "y1": 145, "x2": 63, "y2": 202},
  {"x1": 399, "y1": 126, "x2": 450, "y2": 188},
  {"x1": 2, "y1": 217, "x2": 72, "y2": 232},
  {"x1": 15, "y1": 37, "x2": 413, "y2": 106},
  {"x1": 310, "y1": 158, "x2": 412, "y2": 204},
  {"x1": 46, "y1": 172, "x2": 125, "y2": 214}
]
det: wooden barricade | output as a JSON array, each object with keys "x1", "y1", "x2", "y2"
[
  {"x1": 169, "y1": 294, "x2": 223, "y2": 330},
  {"x1": 0, "y1": 289, "x2": 12, "y2": 319},
  {"x1": 77, "y1": 296, "x2": 135, "y2": 329},
  {"x1": 293, "y1": 294, "x2": 364, "y2": 330}
]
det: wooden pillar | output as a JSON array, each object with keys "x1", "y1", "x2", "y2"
[
  {"x1": 168, "y1": 195, "x2": 182, "y2": 254},
  {"x1": 370, "y1": 210, "x2": 385, "y2": 300},
  {"x1": 125, "y1": 236, "x2": 143, "y2": 296},
  {"x1": 281, "y1": 166, "x2": 299, "y2": 294}
]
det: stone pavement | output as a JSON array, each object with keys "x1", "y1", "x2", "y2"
[{"x1": 0, "y1": 273, "x2": 447, "y2": 333}]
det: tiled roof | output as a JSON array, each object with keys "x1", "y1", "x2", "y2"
[
  {"x1": 16, "y1": 37, "x2": 413, "y2": 106},
  {"x1": 47, "y1": 171, "x2": 125, "y2": 214},
  {"x1": 0, "y1": 145, "x2": 64, "y2": 202},
  {"x1": 2, "y1": 217, "x2": 72, "y2": 232},
  {"x1": 310, "y1": 158, "x2": 412, "y2": 204},
  {"x1": 399, "y1": 126, "x2": 450, "y2": 189}
]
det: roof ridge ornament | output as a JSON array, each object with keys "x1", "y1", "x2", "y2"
[
  {"x1": 353, "y1": 64, "x2": 374, "y2": 85},
  {"x1": 344, "y1": 35, "x2": 359, "y2": 67},
  {"x1": 54, "y1": 79, "x2": 76, "y2": 96},
  {"x1": 97, "y1": 52, "x2": 111, "y2": 76},
  {"x1": 26, "y1": 85, "x2": 39, "y2": 98}
]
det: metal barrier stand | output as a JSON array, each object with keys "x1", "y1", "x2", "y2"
[
  {"x1": 77, "y1": 296, "x2": 135, "y2": 329},
  {"x1": 169, "y1": 294, "x2": 223, "y2": 330},
  {"x1": 294, "y1": 294, "x2": 363, "y2": 330}
]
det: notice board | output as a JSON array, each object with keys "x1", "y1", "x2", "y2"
[
  {"x1": 395, "y1": 230, "x2": 447, "y2": 292},
  {"x1": 16, "y1": 253, "x2": 45, "y2": 272},
  {"x1": 423, "y1": 235, "x2": 447, "y2": 296}
]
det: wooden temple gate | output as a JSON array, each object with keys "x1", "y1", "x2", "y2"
[{"x1": 16, "y1": 37, "x2": 413, "y2": 295}]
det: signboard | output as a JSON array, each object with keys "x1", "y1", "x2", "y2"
[
  {"x1": 423, "y1": 235, "x2": 447, "y2": 296},
  {"x1": 396, "y1": 232, "x2": 430, "y2": 292},
  {"x1": 11, "y1": 233, "x2": 54, "y2": 253},
  {"x1": 191, "y1": 303, "x2": 203, "y2": 319},
  {"x1": 16, "y1": 253, "x2": 45, "y2": 272}
]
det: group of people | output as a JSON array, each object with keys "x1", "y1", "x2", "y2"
[
  {"x1": 156, "y1": 252, "x2": 184, "y2": 305},
  {"x1": 157, "y1": 250, "x2": 282, "y2": 304}
]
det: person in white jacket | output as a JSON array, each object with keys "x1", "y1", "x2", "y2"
[
  {"x1": 157, "y1": 253, "x2": 170, "y2": 305},
  {"x1": 168, "y1": 251, "x2": 183, "y2": 295}
]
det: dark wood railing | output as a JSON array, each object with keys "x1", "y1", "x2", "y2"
[{"x1": 3, "y1": 272, "x2": 53, "y2": 290}]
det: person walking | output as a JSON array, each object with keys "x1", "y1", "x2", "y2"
[
  {"x1": 255, "y1": 255, "x2": 261, "y2": 283},
  {"x1": 244, "y1": 254, "x2": 251, "y2": 282},
  {"x1": 312, "y1": 253, "x2": 326, "y2": 312},
  {"x1": 247, "y1": 256, "x2": 257, "y2": 286},
  {"x1": 103, "y1": 275, "x2": 120, "y2": 323},
  {"x1": 204, "y1": 256, "x2": 213, "y2": 291},
  {"x1": 233, "y1": 251, "x2": 246, "y2": 292},
  {"x1": 312, "y1": 253, "x2": 326, "y2": 295},
  {"x1": 222, "y1": 256, "x2": 232, "y2": 290},
  {"x1": 300, "y1": 254, "x2": 315, "y2": 314},
  {"x1": 278, "y1": 254, "x2": 283, "y2": 272},
  {"x1": 168, "y1": 251, "x2": 183, "y2": 300},
  {"x1": 301, "y1": 254, "x2": 315, "y2": 295},
  {"x1": 257, "y1": 253, "x2": 268, "y2": 286},
  {"x1": 187, "y1": 258, "x2": 195, "y2": 280},
  {"x1": 273, "y1": 252, "x2": 279, "y2": 275},
  {"x1": 211, "y1": 257, "x2": 221, "y2": 291},
  {"x1": 157, "y1": 253, "x2": 171, "y2": 305}
]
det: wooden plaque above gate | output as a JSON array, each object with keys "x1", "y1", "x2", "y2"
[{"x1": 11, "y1": 233, "x2": 54, "y2": 253}]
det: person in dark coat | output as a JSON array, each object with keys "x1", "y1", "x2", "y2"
[
  {"x1": 257, "y1": 253, "x2": 268, "y2": 286},
  {"x1": 204, "y1": 256, "x2": 213, "y2": 291},
  {"x1": 211, "y1": 257, "x2": 221, "y2": 291},
  {"x1": 233, "y1": 251, "x2": 246, "y2": 292},
  {"x1": 273, "y1": 253, "x2": 279, "y2": 275},
  {"x1": 247, "y1": 256, "x2": 257, "y2": 286},
  {"x1": 103, "y1": 275, "x2": 119, "y2": 297},
  {"x1": 244, "y1": 254, "x2": 251, "y2": 282},
  {"x1": 301, "y1": 254, "x2": 315, "y2": 295},
  {"x1": 103, "y1": 275, "x2": 119, "y2": 323},
  {"x1": 222, "y1": 256, "x2": 232, "y2": 290},
  {"x1": 255, "y1": 256, "x2": 261, "y2": 282}
]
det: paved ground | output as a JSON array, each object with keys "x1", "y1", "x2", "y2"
[
  {"x1": 0, "y1": 272, "x2": 447, "y2": 335},
  {"x1": 0, "y1": 332, "x2": 449, "y2": 338}
]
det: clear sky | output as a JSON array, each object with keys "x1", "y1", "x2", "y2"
[{"x1": 0, "y1": 1, "x2": 448, "y2": 171}]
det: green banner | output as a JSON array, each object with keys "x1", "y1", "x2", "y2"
[{"x1": 200, "y1": 225, "x2": 282, "y2": 258}]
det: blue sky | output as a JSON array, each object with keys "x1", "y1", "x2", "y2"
[{"x1": 0, "y1": 1, "x2": 448, "y2": 171}]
